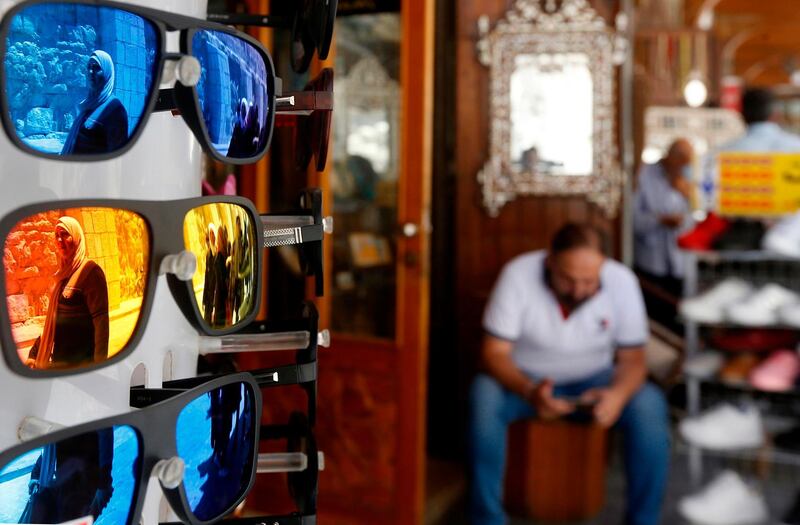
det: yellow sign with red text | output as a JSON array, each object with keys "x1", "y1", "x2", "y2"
[{"x1": 718, "y1": 153, "x2": 800, "y2": 216}]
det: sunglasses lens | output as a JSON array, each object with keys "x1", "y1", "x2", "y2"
[
  {"x1": 183, "y1": 203, "x2": 257, "y2": 331},
  {"x1": 192, "y1": 30, "x2": 272, "y2": 160},
  {"x1": 4, "y1": 3, "x2": 159, "y2": 158},
  {"x1": 0, "y1": 425, "x2": 141, "y2": 524},
  {"x1": 177, "y1": 381, "x2": 257, "y2": 521},
  {"x1": 4, "y1": 209, "x2": 150, "y2": 373}
]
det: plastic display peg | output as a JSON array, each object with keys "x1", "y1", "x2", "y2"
[
  {"x1": 318, "y1": 329, "x2": 331, "y2": 348},
  {"x1": 153, "y1": 457, "x2": 186, "y2": 489},
  {"x1": 17, "y1": 416, "x2": 64, "y2": 442},
  {"x1": 159, "y1": 250, "x2": 197, "y2": 281}
]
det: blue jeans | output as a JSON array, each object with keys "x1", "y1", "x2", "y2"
[{"x1": 468, "y1": 369, "x2": 670, "y2": 525}]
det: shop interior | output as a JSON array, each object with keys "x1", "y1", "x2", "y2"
[{"x1": 269, "y1": 0, "x2": 800, "y2": 524}]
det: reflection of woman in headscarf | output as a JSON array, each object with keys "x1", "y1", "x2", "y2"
[
  {"x1": 27, "y1": 217, "x2": 109, "y2": 369},
  {"x1": 61, "y1": 50, "x2": 129, "y2": 155}
]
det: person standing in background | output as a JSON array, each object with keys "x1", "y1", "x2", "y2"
[{"x1": 633, "y1": 138, "x2": 695, "y2": 297}]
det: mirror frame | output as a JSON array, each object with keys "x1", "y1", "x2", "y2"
[{"x1": 477, "y1": 0, "x2": 622, "y2": 217}]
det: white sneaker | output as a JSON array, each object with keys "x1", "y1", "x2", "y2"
[
  {"x1": 679, "y1": 470, "x2": 769, "y2": 525},
  {"x1": 680, "y1": 279, "x2": 754, "y2": 324},
  {"x1": 684, "y1": 351, "x2": 724, "y2": 379},
  {"x1": 779, "y1": 302, "x2": 800, "y2": 328},
  {"x1": 763, "y1": 212, "x2": 800, "y2": 258},
  {"x1": 726, "y1": 283, "x2": 800, "y2": 326},
  {"x1": 680, "y1": 403, "x2": 764, "y2": 450}
]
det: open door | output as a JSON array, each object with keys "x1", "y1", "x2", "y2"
[{"x1": 315, "y1": 1, "x2": 434, "y2": 524}]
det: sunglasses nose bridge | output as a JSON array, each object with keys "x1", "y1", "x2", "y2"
[
  {"x1": 153, "y1": 456, "x2": 185, "y2": 489},
  {"x1": 159, "y1": 251, "x2": 197, "y2": 281},
  {"x1": 161, "y1": 54, "x2": 202, "y2": 87}
]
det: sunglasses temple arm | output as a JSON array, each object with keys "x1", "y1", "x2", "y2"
[
  {"x1": 252, "y1": 362, "x2": 317, "y2": 387},
  {"x1": 262, "y1": 217, "x2": 333, "y2": 248},
  {"x1": 199, "y1": 330, "x2": 320, "y2": 355},
  {"x1": 154, "y1": 88, "x2": 178, "y2": 113},
  {"x1": 129, "y1": 387, "x2": 189, "y2": 408},
  {"x1": 276, "y1": 91, "x2": 334, "y2": 114},
  {"x1": 206, "y1": 12, "x2": 292, "y2": 28},
  {"x1": 162, "y1": 514, "x2": 316, "y2": 525}
]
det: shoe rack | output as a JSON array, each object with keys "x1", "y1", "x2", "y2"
[{"x1": 682, "y1": 249, "x2": 800, "y2": 495}]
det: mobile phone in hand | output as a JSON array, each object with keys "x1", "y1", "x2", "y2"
[{"x1": 557, "y1": 396, "x2": 598, "y2": 412}]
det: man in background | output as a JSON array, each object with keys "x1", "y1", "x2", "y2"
[
  {"x1": 633, "y1": 138, "x2": 695, "y2": 297},
  {"x1": 469, "y1": 224, "x2": 670, "y2": 525}
]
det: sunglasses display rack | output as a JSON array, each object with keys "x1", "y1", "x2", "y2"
[{"x1": 0, "y1": 0, "x2": 337, "y2": 524}]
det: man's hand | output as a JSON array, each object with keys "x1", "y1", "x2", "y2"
[
  {"x1": 659, "y1": 213, "x2": 684, "y2": 229},
  {"x1": 528, "y1": 379, "x2": 574, "y2": 420},
  {"x1": 581, "y1": 387, "x2": 626, "y2": 428}
]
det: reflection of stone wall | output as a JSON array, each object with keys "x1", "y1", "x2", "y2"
[
  {"x1": 5, "y1": 5, "x2": 153, "y2": 140},
  {"x1": 3, "y1": 209, "x2": 146, "y2": 328},
  {"x1": 195, "y1": 31, "x2": 268, "y2": 146}
]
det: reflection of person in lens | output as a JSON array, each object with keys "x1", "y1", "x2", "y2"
[
  {"x1": 227, "y1": 216, "x2": 250, "y2": 324},
  {"x1": 202, "y1": 224, "x2": 218, "y2": 324},
  {"x1": 21, "y1": 429, "x2": 114, "y2": 523},
  {"x1": 61, "y1": 50, "x2": 129, "y2": 155},
  {"x1": 27, "y1": 217, "x2": 110, "y2": 368},
  {"x1": 228, "y1": 98, "x2": 261, "y2": 158},
  {"x1": 195, "y1": 386, "x2": 253, "y2": 518},
  {"x1": 213, "y1": 226, "x2": 230, "y2": 326}
]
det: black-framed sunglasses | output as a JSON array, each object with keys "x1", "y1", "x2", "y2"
[
  {"x1": 0, "y1": 191, "x2": 330, "y2": 378},
  {"x1": 163, "y1": 411, "x2": 320, "y2": 525},
  {"x1": 0, "y1": 0, "x2": 280, "y2": 164},
  {"x1": 0, "y1": 373, "x2": 262, "y2": 525},
  {"x1": 208, "y1": 0, "x2": 338, "y2": 74}
]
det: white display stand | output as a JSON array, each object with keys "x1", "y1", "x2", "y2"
[{"x1": 0, "y1": 0, "x2": 208, "y2": 522}]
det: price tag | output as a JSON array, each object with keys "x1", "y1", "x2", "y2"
[{"x1": 717, "y1": 153, "x2": 800, "y2": 216}]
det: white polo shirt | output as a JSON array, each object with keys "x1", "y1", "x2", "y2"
[{"x1": 483, "y1": 251, "x2": 648, "y2": 384}]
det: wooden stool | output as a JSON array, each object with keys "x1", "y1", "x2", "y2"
[{"x1": 504, "y1": 420, "x2": 608, "y2": 522}]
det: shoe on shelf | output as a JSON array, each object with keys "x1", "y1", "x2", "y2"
[
  {"x1": 712, "y1": 219, "x2": 766, "y2": 252},
  {"x1": 749, "y1": 349, "x2": 800, "y2": 392},
  {"x1": 680, "y1": 279, "x2": 754, "y2": 325},
  {"x1": 781, "y1": 490, "x2": 800, "y2": 525},
  {"x1": 708, "y1": 328, "x2": 800, "y2": 353},
  {"x1": 678, "y1": 212, "x2": 731, "y2": 251},
  {"x1": 684, "y1": 351, "x2": 725, "y2": 380},
  {"x1": 763, "y1": 212, "x2": 800, "y2": 258},
  {"x1": 678, "y1": 470, "x2": 769, "y2": 525},
  {"x1": 719, "y1": 354, "x2": 762, "y2": 386},
  {"x1": 779, "y1": 302, "x2": 800, "y2": 328},
  {"x1": 725, "y1": 283, "x2": 800, "y2": 327},
  {"x1": 679, "y1": 403, "x2": 764, "y2": 450}
]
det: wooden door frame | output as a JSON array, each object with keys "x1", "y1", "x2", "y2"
[
  {"x1": 395, "y1": 0, "x2": 435, "y2": 522},
  {"x1": 318, "y1": 0, "x2": 435, "y2": 523}
]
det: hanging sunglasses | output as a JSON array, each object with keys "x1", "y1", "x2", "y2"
[
  {"x1": 162, "y1": 411, "x2": 320, "y2": 525},
  {"x1": 0, "y1": 193, "x2": 330, "y2": 378},
  {"x1": 275, "y1": 68, "x2": 333, "y2": 172},
  {"x1": 0, "y1": 373, "x2": 261, "y2": 525},
  {"x1": 208, "y1": 0, "x2": 338, "y2": 74},
  {"x1": 0, "y1": 0, "x2": 279, "y2": 164}
]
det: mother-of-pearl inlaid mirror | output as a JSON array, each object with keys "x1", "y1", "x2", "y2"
[{"x1": 477, "y1": 0, "x2": 622, "y2": 217}]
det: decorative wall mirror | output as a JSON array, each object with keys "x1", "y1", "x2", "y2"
[{"x1": 477, "y1": 0, "x2": 622, "y2": 217}]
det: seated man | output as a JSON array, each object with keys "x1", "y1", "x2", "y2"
[{"x1": 469, "y1": 223, "x2": 670, "y2": 525}]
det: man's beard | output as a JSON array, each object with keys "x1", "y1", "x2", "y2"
[{"x1": 555, "y1": 292, "x2": 591, "y2": 311}]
